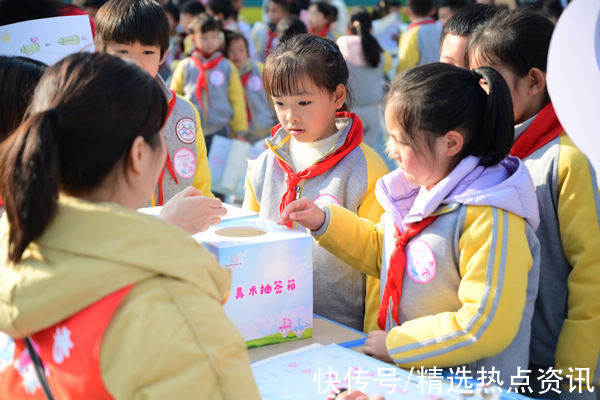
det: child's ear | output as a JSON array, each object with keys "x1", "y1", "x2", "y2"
[
  {"x1": 160, "y1": 48, "x2": 169, "y2": 67},
  {"x1": 526, "y1": 67, "x2": 546, "y2": 98},
  {"x1": 444, "y1": 130, "x2": 464, "y2": 157},
  {"x1": 333, "y1": 84, "x2": 347, "y2": 110}
]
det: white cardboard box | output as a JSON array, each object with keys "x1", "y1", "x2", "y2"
[{"x1": 193, "y1": 218, "x2": 313, "y2": 348}]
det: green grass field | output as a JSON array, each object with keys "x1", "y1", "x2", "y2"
[{"x1": 246, "y1": 328, "x2": 314, "y2": 348}]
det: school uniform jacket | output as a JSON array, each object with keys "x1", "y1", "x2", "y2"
[
  {"x1": 238, "y1": 61, "x2": 276, "y2": 140},
  {"x1": 156, "y1": 76, "x2": 212, "y2": 203},
  {"x1": 243, "y1": 116, "x2": 389, "y2": 331},
  {"x1": 170, "y1": 52, "x2": 248, "y2": 136},
  {"x1": 397, "y1": 18, "x2": 441, "y2": 73},
  {"x1": 523, "y1": 133, "x2": 600, "y2": 390},
  {"x1": 314, "y1": 156, "x2": 541, "y2": 384}
]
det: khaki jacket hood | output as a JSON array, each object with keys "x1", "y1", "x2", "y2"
[{"x1": 0, "y1": 196, "x2": 230, "y2": 338}]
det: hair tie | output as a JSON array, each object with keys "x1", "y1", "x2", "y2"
[
  {"x1": 470, "y1": 68, "x2": 489, "y2": 94},
  {"x1": 313, "y1": 36, "x2": 338, "y2": 54}
]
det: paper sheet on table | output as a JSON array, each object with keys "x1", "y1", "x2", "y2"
[{"x1": 0, "y1": 16, "x2": 94, "y2": 65}]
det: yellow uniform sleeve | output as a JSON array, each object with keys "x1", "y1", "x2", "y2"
[
  {"x1": 382, "y1": 51, "x2": 393, "y2": 75},
  {"x1": 316, "y1": 204, "x2": 384, "y2": 279},
  {"x1": 179, "y1": 97, "x2": 213, "y2": 198},
  {"x1": 397, "y1": 27, "x2": 420, "y2": 73},
  {"x1": 227, "y1": 60, "x2": 249, "y2": 134},
  {"x1": 242, "y1": 159, "x2": 260, "y2": 212},
  {"x1": 386, "y1": 206, "x2": 531, "y2": 368},
  {"x1": 169, "y1": 58, "x2": 187, "y2": 96},
  {"x1": 356, "y1": 143, "x2": 388, "y2": 332},
  {"x1": 555, "y1": 135, "x2": 600, "y2": 387}
]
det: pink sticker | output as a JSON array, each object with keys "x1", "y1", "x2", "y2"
[
  {"x1": 175, "y1": 118, "x2": 196, "y2": 144},
  {"x1": 247, "y1": 75, "x2": 263, "y2": 92},
  {"x1": 405, "y1": 239, "x2": 437, "y2": 284},
  {"x1": 173, "y1": 148, "x2": 197, "y2": 179},
  {"x1": 209, "y1": 70, "x2": 226, "y2": 87},
  {"x1": 313, "y1": 194, "x2": 341, "y2": 207}
]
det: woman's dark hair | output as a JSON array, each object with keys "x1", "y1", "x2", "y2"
[
  {"x1": 310, "y1": 1, "x2": 338, "y2": 23},
  {"x1": 0, "y1": 0, "x2": 63, "y2": 25},
  {"x1": 207, "y1": 0, "x2": 235, "y2": 20},
  {"x1": 386, "y1": 62, "x2": 513, "y2": 168},
  {"x1": 268, "y1": 0, "x2": 300, "y2": 16},
  {"x1": 0, "y1": 52, "x2": 167, "y2": 263},
  {"x1": 263, "y1": 34, "x2": 351, "y2": 109},
  {"x1": 189, "y1": 12, "x2": 222, "y2": 34},
  {"x1": 276, "y1": 16, "x2": 307, "y2": 42},
  {"x1": 348, "y1": 7, "x2": 382, "y2": 68},
  {"x1": 95, "y1": 0, "x2": 171, "y2": 57},
  {"x1": 0, "y1": 56, "x2": 46, "y2": 142},
  {"x1": 466, "y1": 8, "x2": 554, "y2": 77}
]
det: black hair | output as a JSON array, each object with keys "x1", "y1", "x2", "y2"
[
  {"x1": 437, "y1": 0, "x2": 471, "y2": 12},
  {"x1": 441, "y1": 4, "x2": 500, "y2": 44},
  {"x1": 189, "y1": 13, "x2": 222, "y2": 34},
  {"x1": 162, "y1": 1, "x2": 179, "y2": 24},
  {"x1": 77, "y1": 0, "x2": 107, "y2": 8},
  {"x1": 207, "y1": 0, "x2": 235, "y2": 20},
  {"x1": 95, "y1": 0, "x2": 170, "y2": 57},
  {"x1": 348, "y1": 7, "x2": 382, "y2": 68},
  {"x1": 467, "y1": 8, "x2": 554, "y2": 77},
  {"x1": 180, "y1": 0, "x2": 205, "y2": 16},
  {"x1": 263, "y1": 34, "x2": 351, "y2": 109},
  {"x1": 276, "y1": 16, "x2": 308, "y2": 42},
  {"x1": 0, "y1": 52, "x2": 167, "y2": 263},
  {"x1": 408, "y1": 0, "x2": 434, "y2": 17},
  {"x1": 224, "y1": 31, "x2": 249, "y2": 55},
  {"x1": 268, "y1": 0, "x2": 301, "y2": 16},
  {"x1": 386, "y1": 62, "x2": 513, "y2": 168},
  {"x1": 0, "y1": 0, "x2": 63, "y2": 25},
  {"x1": 0, "y1": 56, "x2": 46, "y2": 143},
  {"x1": 310, "y1": 2, "x2": 338, "y2": 23}
]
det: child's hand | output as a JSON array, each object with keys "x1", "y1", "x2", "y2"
[
  {"x1": 159, "y1": 186, "x2": 227, "y2": 234},
  {"x1": 364, "y1": 330, "x2": 393, "y2": 363},
  {"x1": 279, "y1": 198, "x2": 326, "y2": 231}
]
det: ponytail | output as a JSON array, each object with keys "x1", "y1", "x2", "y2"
[
  {"x1": 0, "y1": 110, "x2": 60, "y2": 263},
  {"x1": 467, "y1": 67, "x2": 514, "y2": 166},
  {"x1": 386, "y1": 63, "x2": 514, "y2": 167},
  {"x1": 349, "y1": 7, "x2": 381, "y2": 68}
]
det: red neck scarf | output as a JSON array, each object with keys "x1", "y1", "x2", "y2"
[
  {"x1": 378, "y1": 216, "x2": 438, "y2": 330},
  {"x1": 309, "y1": 25, "x2": 331, "y2": 37},
  {"x1": 190, "y1": 52, "x2": 224, "y2": 113},
  {"x1": 274, "y1": 112, "x2": 363, "y2": 227},
  {"x1": 156, "y1": 90, "x2": 178, "y2": 206},
  {"x1": 510, "y1": 102, "x2": 564, "y2": 159},
  {"x1": 265, "y1": 30, "x2": 278, "y2": 59},
  {"x1": 408, "y1": 18, "x2": 436, "y2": 30}
]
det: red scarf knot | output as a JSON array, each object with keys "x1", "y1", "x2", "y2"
[
  {"x1": 190, "y1": 52, "x2": 225, "y2": 113},
  {"x1": 274, "y1": 112, "x2": 364, "y2": 227}
]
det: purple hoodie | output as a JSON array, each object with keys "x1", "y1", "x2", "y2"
[{"x1": 375, "y1": 155, "x2": 540, "y2": 232}]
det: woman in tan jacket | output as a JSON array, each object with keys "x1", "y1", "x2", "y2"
[{"x1": 0, "y1": 52, "x2": 259, "y2": 400}]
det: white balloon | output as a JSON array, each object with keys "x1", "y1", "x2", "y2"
[{"x1": 547, "y1": 0, "x2": 600, "y2": 183}]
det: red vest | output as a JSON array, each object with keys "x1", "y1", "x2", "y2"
[{"x1": 0, "y1": 286, "x2": 132, "y2": 399}]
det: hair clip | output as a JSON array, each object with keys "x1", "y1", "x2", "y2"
[
  {"x1": 352, "y1": 20, "x2": 361, "y2": 29},
  {"x1": 313, "y1": 36, "x2": 338, "y2": 53}
]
